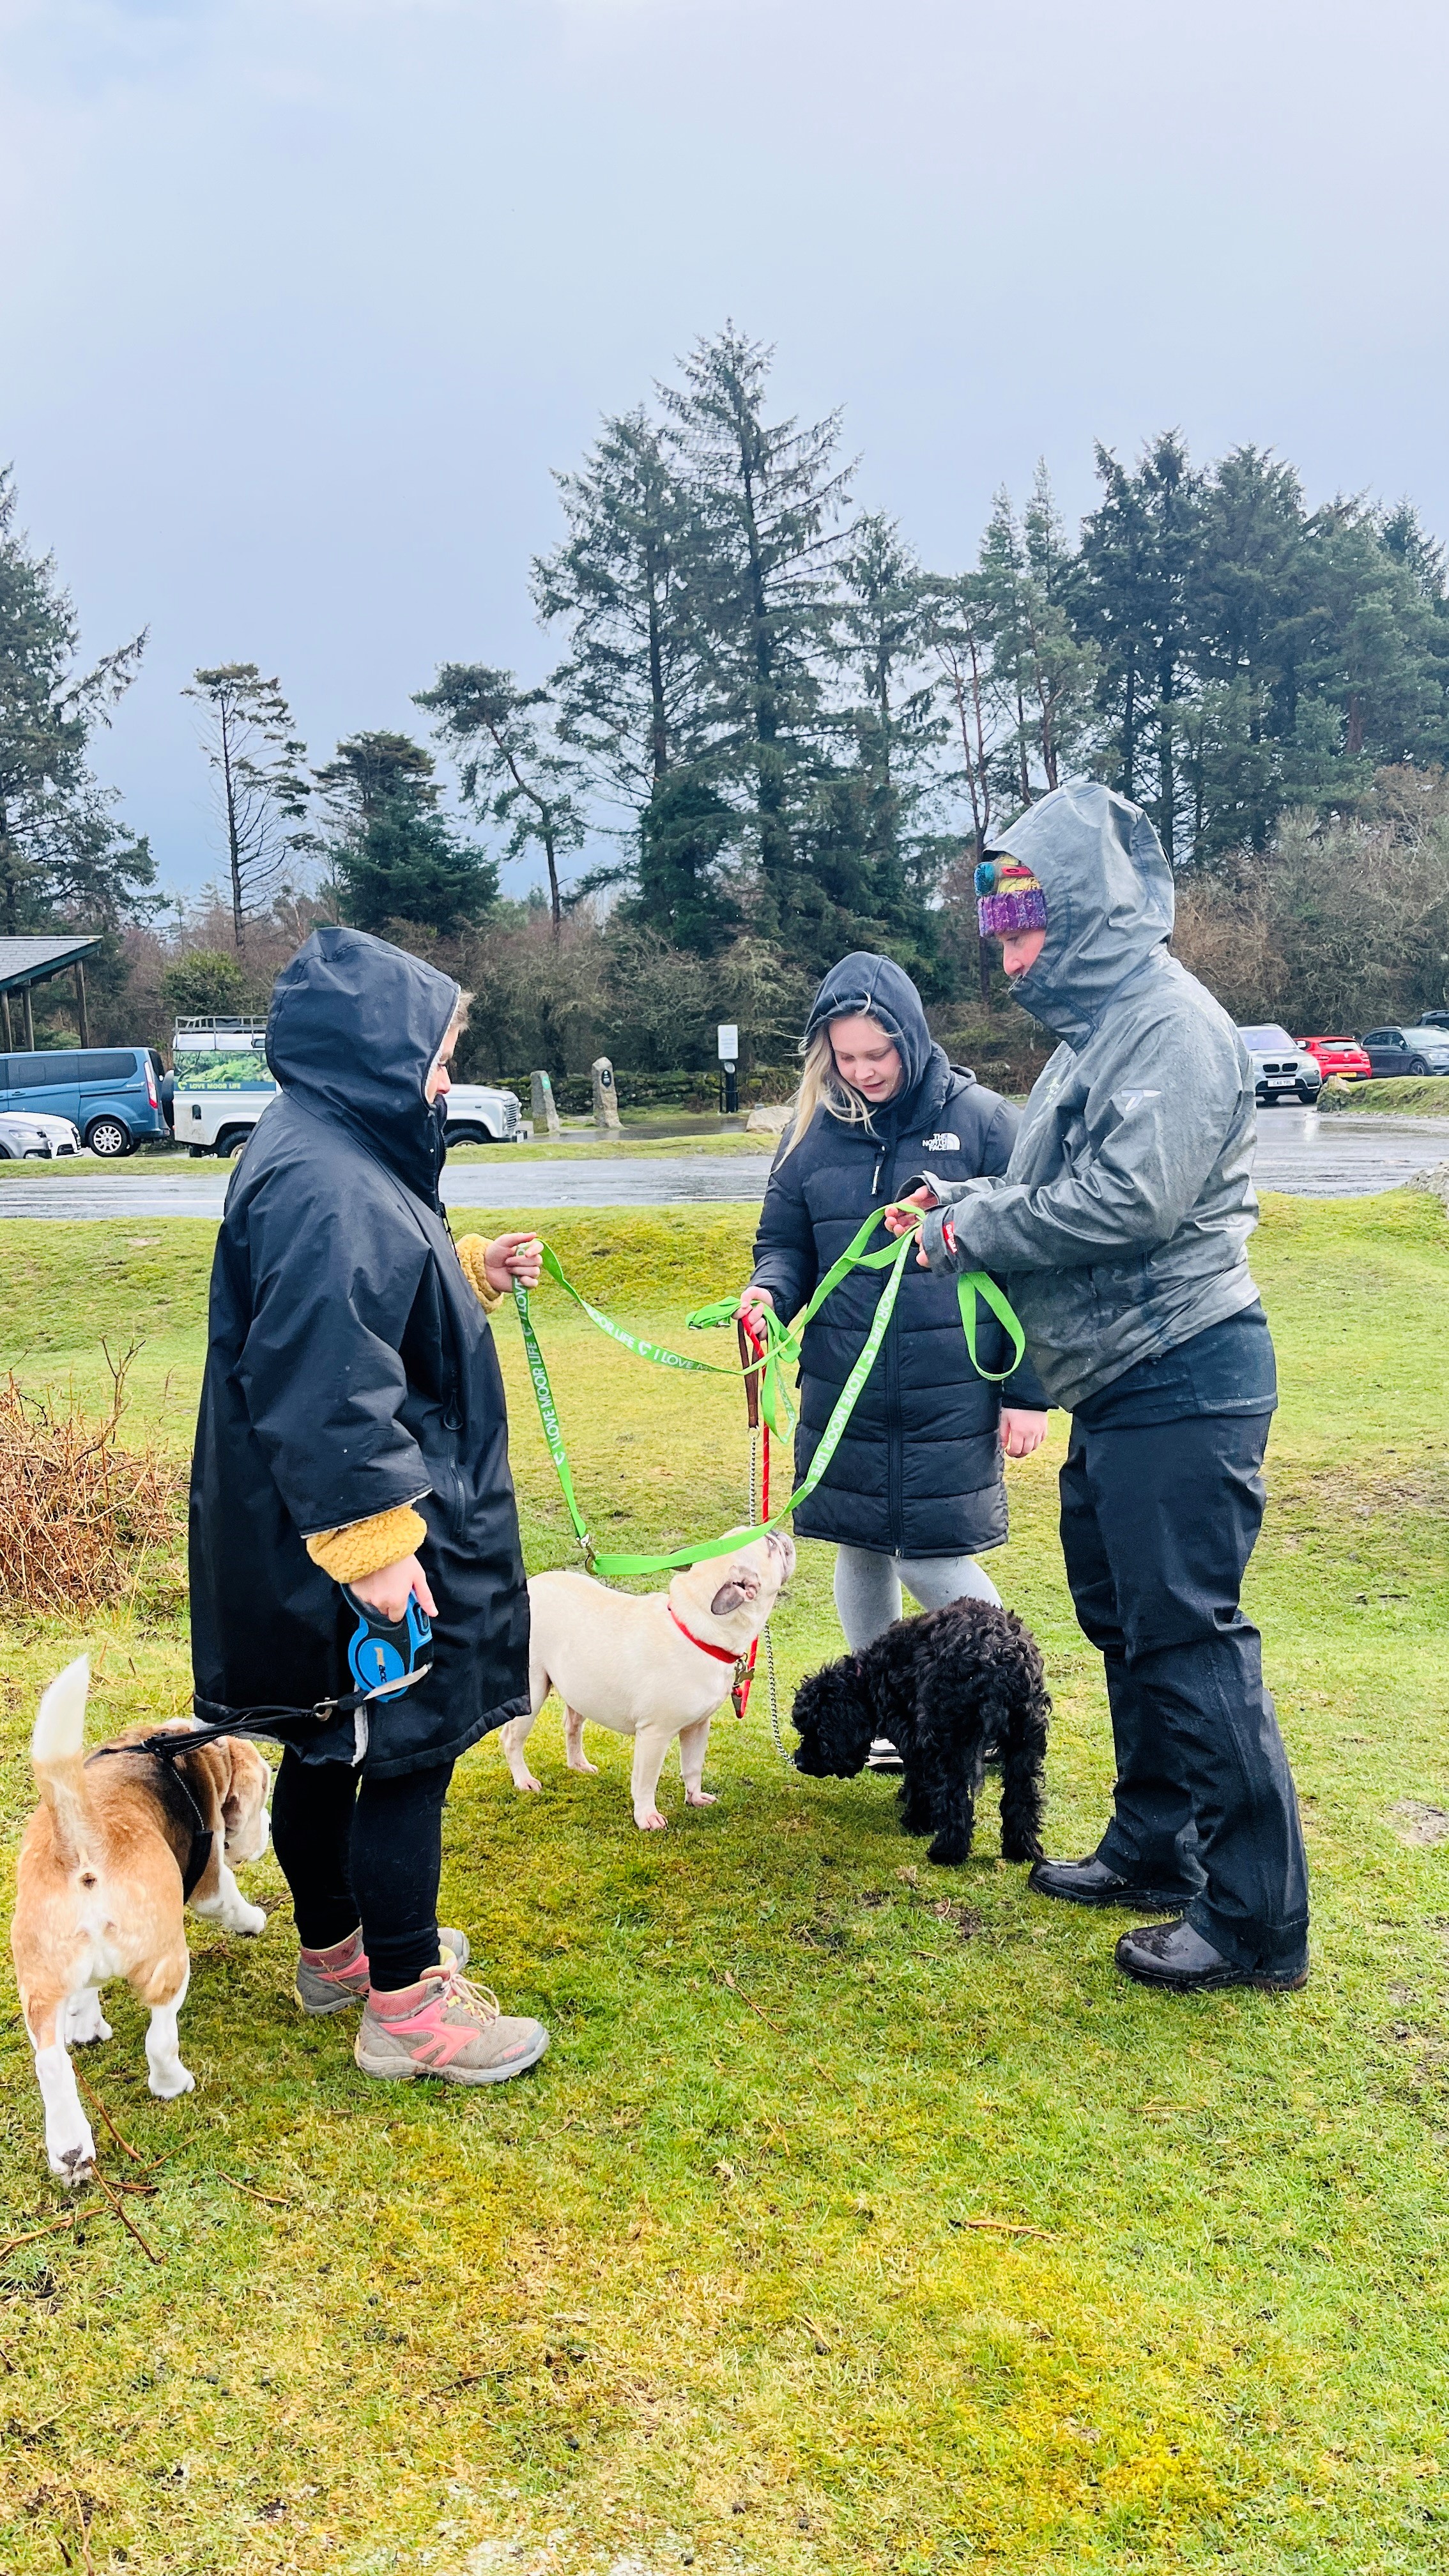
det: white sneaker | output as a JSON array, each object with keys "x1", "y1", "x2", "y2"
[{"x1": 866, "y1": 1737, "x2": 905, "y2": 1772}]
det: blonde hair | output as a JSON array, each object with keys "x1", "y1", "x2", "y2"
[{"x1": 777, "y1": 1018, "x2": 885, "y2": 1162}]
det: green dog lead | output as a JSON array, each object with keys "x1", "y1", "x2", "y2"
[{"x1": 510, "y1": 1206, "x2": 1025, "y2": 1581}]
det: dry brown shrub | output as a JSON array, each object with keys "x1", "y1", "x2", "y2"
[{"x1": 0, "y1": 1350, "x2": 184, "y2": 1612}]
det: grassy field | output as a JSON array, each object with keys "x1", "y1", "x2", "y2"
[
  {"x1": 1, "y1": 1195, "x2": 1447, "y2": 2576},
  {"x1": 1319, "y1": 1078, "x2": 1449, "y2": 1116}
]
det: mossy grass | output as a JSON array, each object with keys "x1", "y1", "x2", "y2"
[
  {"x1": 1319, "y1": 1077, "x2": 1449, "y2": 1116},
  {"x1": 1, "y1": 1194, "x2": 1447, "y2": 2573}
]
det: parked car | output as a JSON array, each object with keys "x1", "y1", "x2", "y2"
[
  {"x1": 172, "y1": 1020, "x2": 277, "y2": 1157},
  {"x1": 0, "y1": 1110, "x2": 82, "y2": 1159},
  {"x1": 1358, "y1": 1025, "x2": 1449, "y2": 1078},
  {"x1": 1296, "y1": 1035, "x2": 1372, "y2": 1084},
  {"x1": 171, "y1": 1016, "x2": 527, "y2": 1154},
  {"x1": 1420, "y1": 1009, "x2": 1449, "y2": 1030},
  {"x1": 442, "y1": 1080, "x2": 527, "y2": 1145},
  {"x1": 1236, "y1": 1024, "x2": 1322, "y2": 1107},
  {"x1": 0, "y1": 1045, "x2": 169, "y2": 1157}
]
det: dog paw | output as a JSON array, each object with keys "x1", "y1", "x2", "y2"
[
  {"x1": 566, "y1": 1756, "x2": 601, "y2": 1775},
  {"x1": 50, "y1": 2136, "x2": 97, "y2": 2188},
  {"x1": 148, "y1": 2063, "x2": 195, "y2": 2101},
  {"x1": 65, "y1": 1999, "x2": 112, "y2": 2046},
  {"x1": 234, "y1": 1903, "x2": 268, "y2": 1935},
  {"x1": 635, "y1": 1810, "x2": 669, "y2": 1831},
  {"x1": 684, "y1": 1788, "x2": 718, "y2": 1808},
  {"x1": 514, "y1": 1772, "x2": 544, "y2": 1794}
]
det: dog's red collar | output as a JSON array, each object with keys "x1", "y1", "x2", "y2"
[{"x1": 667, "y1": 1605, "x2": 742, "y2": 1669}]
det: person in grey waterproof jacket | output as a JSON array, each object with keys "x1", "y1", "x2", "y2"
[
  {"x1": 189, "y1": 925, "x2": 549, "y2": 2084},
  {"x1": 890, "y1": 781, "x2": 1310, "y2": 1994},
  {"x1": 738, "y1": 954, "x2": 1050, "y2": 1742}
]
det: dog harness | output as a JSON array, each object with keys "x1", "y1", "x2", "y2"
[{"x1": 87, "y1": 1735, "x2": 217, "y2": 1901}]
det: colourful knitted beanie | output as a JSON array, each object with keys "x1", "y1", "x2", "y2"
[{"x1": 975, "y1": 856, "x2": 1048, "y2": 938}]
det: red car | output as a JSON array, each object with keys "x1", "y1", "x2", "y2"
[{"x1": 1296, "y1": 1035, "x2": 1372, "y2": 1082}]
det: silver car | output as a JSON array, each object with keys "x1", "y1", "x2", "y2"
[
  {"x1": 0, "y1": 1110, "x2": 83, "y2": 1160},
  {"x1": 1236, "y1": 1024, "x2": 1322, "y2": 1109}
]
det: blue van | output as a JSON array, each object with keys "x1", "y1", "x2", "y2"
[{"x1": 0, "y1": 1046, "x2": 171, "y2": 1157}]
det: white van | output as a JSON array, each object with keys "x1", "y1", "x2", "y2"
[{"x1": 171, "y1": 1018, "x2": 526, "y2": 1154}]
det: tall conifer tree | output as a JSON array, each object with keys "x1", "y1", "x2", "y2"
[{"x1": 659, "y1": 325, "x2": 852, "y2": 946}]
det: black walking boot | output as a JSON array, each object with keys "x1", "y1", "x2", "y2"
[
  {"x1": 1115, "y1": 1918, "x2": 1309, "y2": 1993},
  {"x1": 1029, "y1": 1854, "x2": 1194, "y2": 1912}
]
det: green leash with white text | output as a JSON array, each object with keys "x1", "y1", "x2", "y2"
[{"x1": 511, "y1": 1206, "x2": 1025, "y2": 1582}]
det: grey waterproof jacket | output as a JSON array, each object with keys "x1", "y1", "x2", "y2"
[{"x1": 918, "y1": 783, "x2": 1262, "y2": 1412}]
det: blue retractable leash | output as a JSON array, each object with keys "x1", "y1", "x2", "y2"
[
  {"x1": 89, "y1": 1589, "x2": 438, "y2": 1895},
  {"x1": 342, "y1": 1587, "x2": 433, "y2": 1699}
]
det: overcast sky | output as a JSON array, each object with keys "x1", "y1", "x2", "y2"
[{"x1": 3, "y1": 0, "x2": 1447, "y2": 903}]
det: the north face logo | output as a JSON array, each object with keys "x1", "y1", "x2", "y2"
[{"x1": 921, "y1": 1131, "x2": 960, "y2": 1152}]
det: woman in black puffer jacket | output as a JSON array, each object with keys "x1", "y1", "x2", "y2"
[{"x1": 739, "y1": 955, "x2": 1048, "y2": 1709}]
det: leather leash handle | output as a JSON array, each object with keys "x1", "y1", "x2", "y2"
[{"x1": 737, "y1": 1318, "x2": 762, "y2": 1430}]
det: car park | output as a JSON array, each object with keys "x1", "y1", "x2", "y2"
[
  {"x1": 1359, "y1": 1025, "x2": 1449, "y2": 1078},
  {"x1": 0, "y1": 1045, "x2": 170, "y2": 1156},
  {"x1": 1296, "y1": 1034, "x2": 1372, "y2": 1083},
  {"x1": 0, "y1": 1110, "x2": 83, "y2": 1159},
  {"x1": 1236, "y1": 1024, "x2": 1322, "y2": 1107}
]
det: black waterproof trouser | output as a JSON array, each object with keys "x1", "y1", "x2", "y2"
[
  {"x1": 270, "y1": 1751, "x2": 456, "y2": 1991},
  {"x1": 1059, "y1": 1409, "x2": 1310, "y2": 1974}
]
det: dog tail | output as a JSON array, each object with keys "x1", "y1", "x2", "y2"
[{"x1": 31, "y1": 1656, "x2": 93, "y2": 1875}]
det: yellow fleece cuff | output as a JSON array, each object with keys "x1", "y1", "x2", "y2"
[
  {"x1": 305, "y1": 1505, "x2": 428, "y2": 1586},
  {"x1": 454, "y1": 1233, "x2": 503, "y2": 1311}
]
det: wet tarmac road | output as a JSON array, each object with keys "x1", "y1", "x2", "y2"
[{"x1": 0, "y1": 1113, "x2": 1443, "y2": 1219}]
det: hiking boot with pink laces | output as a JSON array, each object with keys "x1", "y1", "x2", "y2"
[
  {"x1": 354, "y1": 1960, "x2": 549, "y2": 2085},
  {"x1": 294, "y1": 1925, "x2": 471, "y2": 2016}
]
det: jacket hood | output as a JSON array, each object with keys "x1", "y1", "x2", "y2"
[
  {"x1": 266, "y1": 925, "x2": 459, "y2": 1202},
  {"x1": 804, "y1": 951, "x2": 942, "y2": 1128},
  {"x1": 985, "y1": 781, "x2": 1174, "y2": 1045}
]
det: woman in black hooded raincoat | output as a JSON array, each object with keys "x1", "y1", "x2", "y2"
[
  {"x1": 739, "y1": 954, "x2": 1048, "y2": 1734},
  {"x1": 189, "y1": 925, "x2": 549, "y2": 2083}
]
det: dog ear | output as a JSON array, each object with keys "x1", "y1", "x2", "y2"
[{"x1": 710, "y1": 1566, "x2": 760, "y2": 1618}]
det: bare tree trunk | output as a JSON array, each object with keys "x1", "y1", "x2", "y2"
[
  {"x1": 218, "y1": 698, "x2": 245, "y2": 947},
  {"x1": 542, "y1": 825, "x2": 562, "y2": 944}
]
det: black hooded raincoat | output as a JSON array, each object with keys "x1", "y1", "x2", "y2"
[
  {"x1": 188, "y1": 926, "x2": 530, "y2": 1776},
  {"x1": 748, "y1": 954, "x2": 1048, "y2": 1560}
]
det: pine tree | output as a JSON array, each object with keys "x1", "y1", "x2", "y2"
[
  {"x1": 418, "y1": 666, "x2": 584, "y2": 941},
  {"x1": 183, "y1": 664, "x2": 311, "y2": 947},
  {"x1": 1181, "y1": 447, "x2": 1308, "y2": 857},
  {"x1": 1298, "y1": 502, "x2": 1449, "y2": 774},
  {"x1": 316, "y1": 730, "x2": 498, "y2": 935},
  {"x1": 533, "y1": 408, "x2": 737, "y2": 950},
  {"x1": 1073, "y1": 434, "x2": 1202, "y2": 857},
  {"x1": 831, "y1": 512, "x2": 949, "y2": 968},
  {"x1": 659, "y1": 325, "x2": 852, "y2": 946},
  {"x1": 0, "y1": 469, "x2": 151, "y2": 935}
]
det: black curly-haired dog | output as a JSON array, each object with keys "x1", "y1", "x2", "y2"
[{"x1": 791, "y1": 1598, "x2": 1050, "y2": 1867}]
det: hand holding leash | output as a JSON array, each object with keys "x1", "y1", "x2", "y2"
[
  {"x1": 349, "y1": 1552, "x2": 437, "y2": 1622},
  {"x1": 484, "y1": 1232, "x2": 544, "y2": 1296},
  {"x1": 884, "y1": 1186, "x2": 936, "y2": 1264}
]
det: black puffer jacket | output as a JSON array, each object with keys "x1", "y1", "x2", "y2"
[
  {"x1": 188, "y1": 926, "x2": 530, "y2": 1775},
  {"x1": 749, "y1": 954, "x2": 1049, "y2": 1560}
]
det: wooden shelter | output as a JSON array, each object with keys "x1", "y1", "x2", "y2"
[{"x1": 0, "y1": 933, "x2": 103, "y2": 1050}]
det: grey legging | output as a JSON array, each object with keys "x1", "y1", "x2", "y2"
[{"x1": 832, "y1": 1544, "x2": 1001, "y2": 1653}]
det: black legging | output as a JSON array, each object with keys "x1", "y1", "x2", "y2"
[{"x1": 270, "y1": 1751, "x2": 455, "y2": 1992}]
